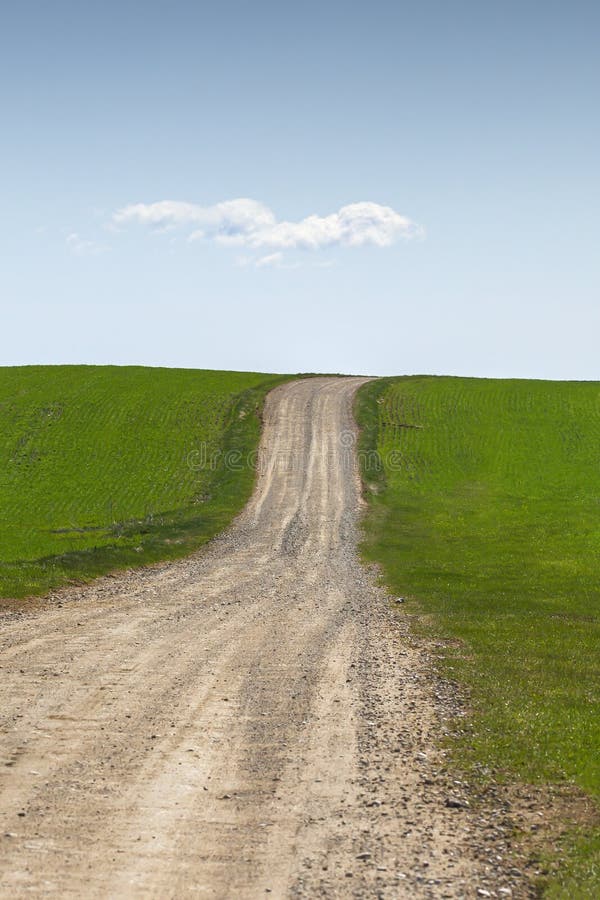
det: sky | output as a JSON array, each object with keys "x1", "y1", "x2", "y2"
[{"x1": 2, "y1": 0, "x2": 599, "y2": 378}]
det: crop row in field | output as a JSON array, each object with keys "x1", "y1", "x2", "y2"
[{"x1": 0, "y1": 365, "x2": 291, "y2": 598}]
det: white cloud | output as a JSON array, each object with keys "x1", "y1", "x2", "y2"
[
  {"x1": 112, "y1": 198, "x2": 422, "y2": 258},
  {"x1": 66, "y1": 233, "x2": 107, "y2": 255},
  {"x1": 255, "y1": 252, "x2": 284, "y2": 268},
  {"x1": 114, "y1": 198, "x2": 275, "y2": 239},
  {"x1": 237, "y1": 202, "x2": 420, "y2": 250}
]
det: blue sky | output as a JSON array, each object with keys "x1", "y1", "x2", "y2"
[{"x1": 2, "y1": 0, "x2": 599, "y2": 377}]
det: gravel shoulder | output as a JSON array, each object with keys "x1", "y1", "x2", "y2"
[{"x1": 0, "y1": 377, "x2": 531, "y2": 898}]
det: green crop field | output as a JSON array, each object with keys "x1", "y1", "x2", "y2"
[
  {"x1": 356, "y1": 376, "x2": 600, "y2": 896},
  {"x1": 0, "y1": 365, "x2": 291, "y2": 599}
]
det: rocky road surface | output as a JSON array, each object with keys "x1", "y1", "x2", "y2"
[{"x1": 0, "y1": 378, "x2": 530, "y2": 898}]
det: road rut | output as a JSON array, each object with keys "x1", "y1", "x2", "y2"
[{"x1": 1, "y1": 377, "x2": 520, "y2": 898}]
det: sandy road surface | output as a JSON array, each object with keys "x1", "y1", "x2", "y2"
[{"x1": 0, "y1": 378, "x2": 525, "y2": 898}]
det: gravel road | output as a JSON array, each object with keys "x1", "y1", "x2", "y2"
[{"x1": 0, "y1": 377, "x2": 528, "y2": 898}]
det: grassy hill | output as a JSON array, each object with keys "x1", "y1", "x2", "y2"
[
  {"x1": 356, "y1": 376, "x2": 600, "y2": 896},
  {"x1": 0, "y1": 365, "x2": 291, "y2": 598}
]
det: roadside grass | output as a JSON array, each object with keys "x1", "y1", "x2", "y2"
[
  {"x1": 355, "y1": 376, "x2": 600, "y2": 895},
  {"x1": 0, "y1": 365, "x2": 292, "y2": 599}
]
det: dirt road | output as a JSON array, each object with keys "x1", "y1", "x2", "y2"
[{"x1": 0, "y1": 378, "x2": 524, "y2": 898}]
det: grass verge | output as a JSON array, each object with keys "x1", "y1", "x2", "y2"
[{"x1": 355, "y1": 375, "x2": 600, "y2": 896}]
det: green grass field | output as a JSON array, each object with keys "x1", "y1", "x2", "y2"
[
  {"x1": 356, "y1": 376, "x2": 600, "y2": 896},
  {"x1": 0, "y1": 365, "x2": 290, "y2": 599}
]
